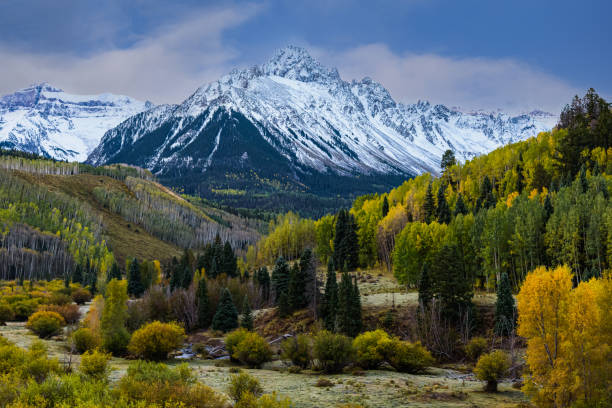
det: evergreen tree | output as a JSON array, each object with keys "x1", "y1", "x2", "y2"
[
  {"x1": 515, "y1": 162, "x2": 524, "y2": 193},
  {"x1": 107, "y1": 262, "x2": 122, "y2": 282},
  {"x1": 278, "y1": 291, "x2": 291, "y2": 318},
  {"x1": 530, "y1": 162, "x2": 550, "y2": 191},
  {"x1": 543, "y1": 194, "x2": 553, "y2": 222},
  {"x1": 431, "y1": 244, "x2": 473, "y2": 322},
  {"x1": 332, "y1": 210, "x2": 347, "y2": 269},
  {"x1": 73, "y1": 264, "x2": 83, "y2": 284},
  {"x1": 476, "y1": 176, "x2": 496, "y2": 211},
  {"x1": 436, "y1": 184, "x2": 451, "y2": 224},
  {"x1": 221, "y1": 242, "x2": 238, "y2": 277},
  {"x1": 287, "y1": 263, "x2": 303, "y2": 312},
  {"x1": 240, "y1": 297, "x2": 254, "y2": 330},
  {"x1": 196, "y1": 276, "x2": 209, "y2": 329},
  {"x1": 255, "y1": 266, "x2": 271, "y2": 302},
  {"x1": 336, "y1": 272, "x2": 354, "y2": 336},
  {"x1": 180, "y1": 264, "x2": 193, "y2": 289},
  {"x1": 382, "y1": 196, "x2": 389, "y2": 218},
  {"x1": 211, "y1": 288, "x2": 238, "y2": 332},
  {"x1": 423, "y1": 182, "x2": 436, "y2": 223},
  {"x1": 322, "y1": 259, "x2": 338, "y2": 331},
  {"x1": 208, "y1": 256, "x2": 219, "y2": 279},
  {"x1": 350, "y1": 276, "x2": 363, "y2": 336},
  {"x1": 440, "y1": 149, "x2": 456, "y2": 172},
  {"x1": 169, "y1": 262, "x2": 183, "y2": 291},
  {"x1": 454, "y1": 193, "x2": 468, "y2": 216},
  {"x1": 272, "y1": 257, "x2": 290, "y2": 303},
  {"x1": 127, "y1": 258, "x2": 144, "y2": 297},
  {"x1": 299, "y1": 248, "x2": 318, "y2": 310},
  {"x1": 418, "y1": 262, "x2": 433, "y2": 309},
  {"x1": 494, "y1": 272, "x2": 515, "y2": 336},
  {"x1": 579, "y1": 164, "x2": 589, "y2": 193}
]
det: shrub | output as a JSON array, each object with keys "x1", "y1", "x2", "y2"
[
  {"x1": 235, "y1": 392, "x2": 292, "y2": 408},
  {"x1": 379, "y1": 338, "x2": 433, "y2": 373},
  {"x1": 226, "y1": 328, "x2": 249, "y2": 360},
  {"x1": 315, "y1": 378, "x2": 334, "y2": 387},
  {"x1": 474, "y1": 350, "x2": 510, "y2": 392},
  {"x1": 38, "y1": 304, "x2": 81, "y2": 324},
  {"x1": 281, "y1": 334, "x2": 311, "y2": 368},
  {"x1": 49, "y1": 292, "x2": 73, "y2": 306},
  {"x1": 12, "y1": 299, "x2": 39, "y2": 320},
  {"x1": 228, "y1": 372, "x2": 263, "y2": 402},
  {"x1": 26, "y1": 311, "x2": 65, "y2": 338},
  {"x1": 465, "y1": 337, "x2": 488, "y2": 362},
  {"x1": 22, "y1": 341, "x2": 62, "y2": 383},
  {"x1": 71, "y1": 327, "x2": 100, "y2": 354},
  {"x1": 79, "y1": 349, "x2": 111, "y2": 379},
  {"x1": 193, "y1": 342, "x2": 209, "y2": 357},
  {"x1": 233, "y1": 332, "x2": 272, "y2": 368},
  {"x1": 118, "y1": 361, "x2": 228, "y2": 407},
  {"x1": 71, "y1": 288, "x2": 92, "y2": 305},
  {"x1": 128, "y1": 321, "x2": 185, "y2": 361},
  {"x1": 0, "y1": 303, "x2": 14, "y2": 324},
  {"x1": 352, "y1": 330, "x2": 390, "y2": 369},
  {"x1": 312, "y1": 331, "x2": 353, "y2": 373}
]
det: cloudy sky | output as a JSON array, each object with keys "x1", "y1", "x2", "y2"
[{"x1": 0, "y1": 0, "x2": 609, "y2": 113}]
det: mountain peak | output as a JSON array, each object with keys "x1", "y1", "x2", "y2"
[{"x1": 262, "y1": 45, "x2": 340, "y2": 83}]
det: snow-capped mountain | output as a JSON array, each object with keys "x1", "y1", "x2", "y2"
[
  {"x1": 88, "y1": 46, "x2": 556, "y2": 195},
  {"x1": 0, "y1": 83, "x2": 151, "y2": 161}
]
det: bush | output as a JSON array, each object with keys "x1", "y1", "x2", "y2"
[
  {"x1": 0, "y1": 303, "x2": 14, "y2": 324},
  {"x1": 49, "y1": 292, "x2": 73, "y2": 306},
  {"x1": 465, "y1": 337, "x2": 488, "y2": 362},
  {"x1": 315, "y1": 378, "x2": 334, "y2": 387},
  {"x1": 235, "y1": 392, "x2": 292, "y2": 408},
  {"x1": 474, "y1": 350, "x2": 510, "y2": 392},
  {"x1": 127, "y1": 321, "x2": 185, "y2": 361},
  {"x1": 226, "y1": 328, "x2": 249, "y2": 361},
  {"x1": 378, "y1": 338, "x2": 433, "y2": 373},
  {"x1": 38, "y1": 304, "x2": 81, "y2": 324},
  {"x1": 71, "y1": 288, "x2": 92, "y2": 305},
  {"x1": 26, "y1": 311, "x2": 65, "y2": 338},
  {"x1": 193, "y1": 342, "x2": 209, "y2": 357},
  {"x1": 281, "y1": 334, "x2": 311, "y2": 369},
  {"x1": 352, "y1": 330, "x2": 390, "y2": 369},
  {"x1": 79, "y1": 349, "x2": 111, "y2": 379},
  {"x1": 233, "y1": 332, "x2": 272, "y2": 368},
  {"x1": 312, "y1": 331, "x2": 353, "y2": 373},
  {"x1": 71, "y1": 327, "x2": 100, "y2": 354},
  {"x1": 228, "y1": 372, "x2": 263, "y2": 402},
  {"x1": 12, "y1": 299, "x2": 39, "y2": 321},
  {"x1": 118, "y1": 361, "x2": 228, "y2": 407}
]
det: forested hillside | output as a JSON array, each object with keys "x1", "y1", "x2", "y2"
[
  {"x1": 252, "y1": 89, "x2": 612, "y2": 292},
  {"x1": 0, "y1": 150, "x2": 262, "y2": 285}
]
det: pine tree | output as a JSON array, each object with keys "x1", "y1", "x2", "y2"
[
  {"x1": 332, "y1": 210, "x2": 347, "y2": 269},
  {"x1": 180, "y1": 264, "x2": 193, "y2": 289},
  {"x1": 494, "y1": 272, "x2": 515, "y2": 336},
  {"x1": 299, "y1": 248, "x2": 318, "y2": 311},
  {"x1": 322, "y1": 259, "x2": 338, "y2": 331},
  {"x1": 107, "y1": 262, "x2": 122, "y2": 282},
  {"x1": 196, "y1": 276, "x2": 209, "y2": 329},
  {"x1": 127, "y1": 258, "x2": 144, "y2": 297},
  {"x1": 418, "y1": 262, "x2": 433, "y2": 309},
  {"x1": 272, "y1": 257, "x2": 290, "y2": 303},
  {"x1": 579, "y1": 164, "x2": 589, "y2": 193},
  {"x1": 350, "y1": 276, "x2": 363, "y2": 336},
  {"x1": 278, "y1": 291, "x2": 291, "y2": 318},
  {"x1": 543, "y1": 194, "x2": 553, "y2": 222},
  {"x1": 346, "y1": 213, "x2": 359, "y2": 269},
  {"x1": 423, "y1": 182, "x2": 436, "y2": 223},
  {"x1": 436, "y1": 184, "x2": 451, "y2": 224},
  {"x1": 222, "y1": 242, "x2": 238, "y2": 277},
  {"x1": 440, "y1": 149, "x2": 456, "y2": 172},
  {"x1": 169, "y1": 262, "x2": 183, "y2": 291},
  {"x1": 515, "y1": 162, "x2": 524, "y2": 193},
  {"x1": 454, "y1": 193, "x2": 468, "y2": 216},
  {"x1": 476, "y1": 176, "x2": 496, "y2": 211},
  {"x1": 431, "y1": 244, "x2": 473, "y2": 322},
  {"x1": 382, "y1": 196, "x2": 389, "y2": 218},
  {"x1": 256, "y1": 266, "x2": 271, "y2": 303},
  {"x1": 212, "y1": 288, "x2": 238, "y2": 332},
  {"x1": 240, "y1": 297, "x2": 254, "y2": 330},
  {"x1": 336, "y1": 272, "x2": 354, "y2": 336},
  {"x1": 73, "y1": 264, "x2": 83, "y2": 284}
]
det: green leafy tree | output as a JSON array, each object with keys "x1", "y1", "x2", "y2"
[
  {"x1": 440, "y1": 149, "x2": 456, "y2": 172},
  {"x1": 101, "y1": 279, "x2": 130, "y2": 355},
  {"x1": 212, "y1": 288, "x2": 238, "y2": 332},
  {"x1": 494, "y1": 272, "x2": 515, "y2": 336}
]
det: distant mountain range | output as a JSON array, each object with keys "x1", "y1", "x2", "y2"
[
  {"x1": 1, "y1": 46, "x2": 557, "y2": 214},
  {"x1": 0, "y1": 83, "x2": 151, "y2": 161}
]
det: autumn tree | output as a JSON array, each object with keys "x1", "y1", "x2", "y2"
[{"x1": 101, "y1": 279, "x2": 130, "y2": 355}]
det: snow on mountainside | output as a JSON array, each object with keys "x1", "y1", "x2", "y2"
[
  {"x1": 0, "y1": 83, "x2": 151, "y2": 161},
  {"x1": 88, "y1": 46, "x2": 556, "y2": 181}
]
